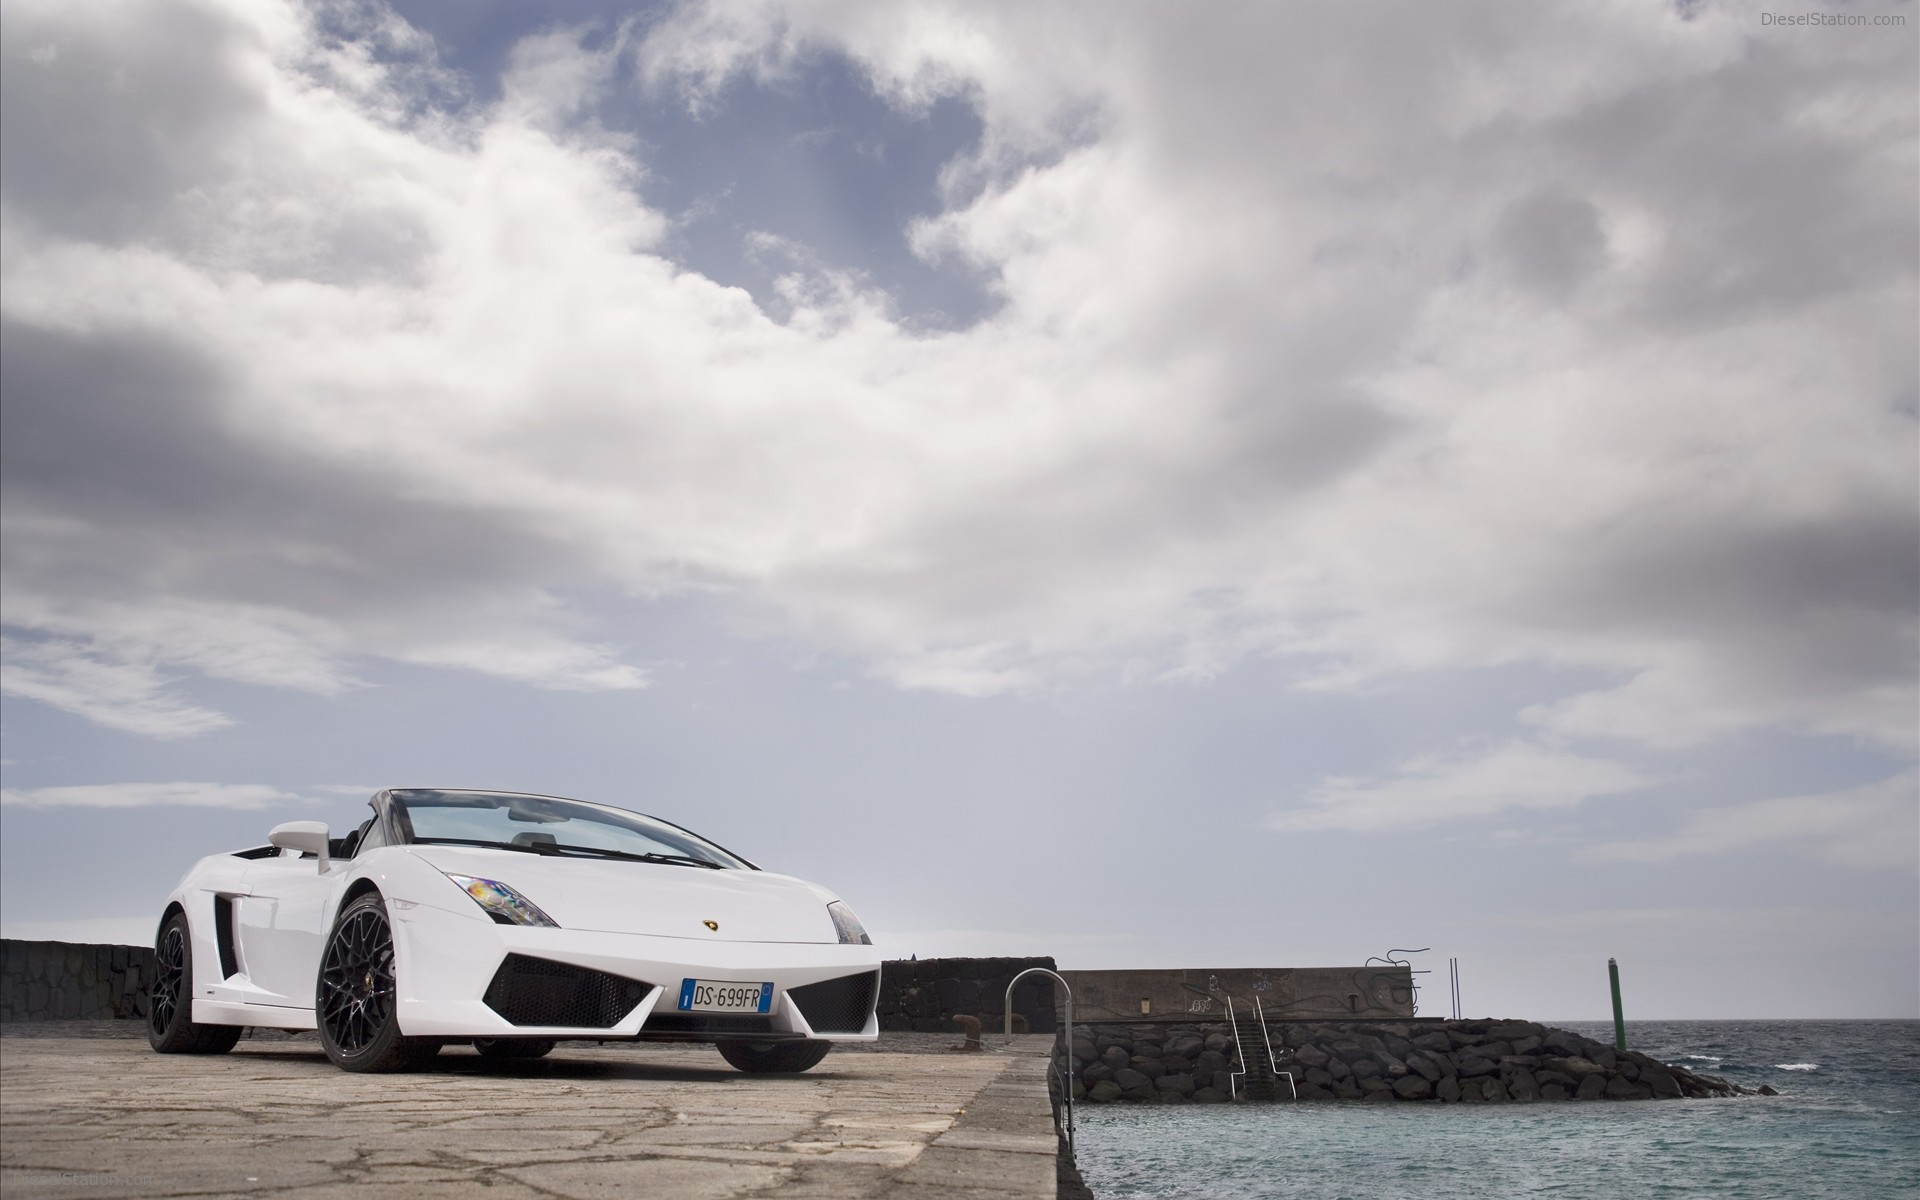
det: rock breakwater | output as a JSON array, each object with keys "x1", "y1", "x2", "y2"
[{"x1": 1060, "y1": 1018, "x2": 1750, "y2": 1104}]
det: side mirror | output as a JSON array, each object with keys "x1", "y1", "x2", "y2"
[{"x1": 269, "y1": 821, "x2": 331, "y2": 872}]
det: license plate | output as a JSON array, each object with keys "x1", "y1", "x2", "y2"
[{"x1": 678, "y1": 979, "x2": 774, "y2": 1014}]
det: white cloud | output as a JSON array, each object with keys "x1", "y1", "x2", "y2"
[
  {"x1": 1585, "y1": 770, "x2": 1920, "y2": 872},
  {"x1": 0, "y1": 781, "x2": 306, "y2": 809},
  {"x1": 0, "y1": 636, "x2": 233, "y2": 739},
  {"x1": 0, "y1": 0, "x2": 1910, "y2": 768},
  {"x1": 1270, "y1": 740, "x2": 1661, "y2": 833}
]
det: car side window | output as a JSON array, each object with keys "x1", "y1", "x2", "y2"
[
  {"x1": 354, "y1": 814, "x2": 390, "y2": 855},
  {"x1": 331, "y1": 817, "x2": 379, "y2": 859}
]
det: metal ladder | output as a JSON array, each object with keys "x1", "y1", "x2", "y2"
[
  {"x1": 1226, "y1": 997, "x2": 1297, "y2": 1101},
  {"x1": 1005, "y1": 968, "x2": 1074, "y2": 1151}
]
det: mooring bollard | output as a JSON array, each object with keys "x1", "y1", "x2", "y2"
[{"x1": 1608, "y1": 957, "x2": 1626, "y2": 1050}]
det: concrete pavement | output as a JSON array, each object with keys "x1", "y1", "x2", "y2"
[{"x1": 0, "y1": 1033, "x2": 1062, "y2": 1198}]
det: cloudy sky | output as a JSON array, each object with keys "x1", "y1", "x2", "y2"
[{"x1": 1, "y1": 0, "x2": 1914, "y2": 1019}]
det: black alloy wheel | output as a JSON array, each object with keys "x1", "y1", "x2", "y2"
[
  {"x1": 146, "y1": 911, "x2": 242, "y2": 1054},
  {"x1": 716, "y1": 1039, "x2": 833, "y2": 1074},
  {"x1": 316, "y1": 893, "x2": 439, "y2": 1072}
]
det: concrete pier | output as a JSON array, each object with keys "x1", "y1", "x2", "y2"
[{"x1": 0, "y1": 1029, "x2": 1062, "y2": 1198}]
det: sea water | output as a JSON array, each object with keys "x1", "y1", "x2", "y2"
[{"x1": 1072, "y1": 1020, "x2": 1920, "y2": 1199}]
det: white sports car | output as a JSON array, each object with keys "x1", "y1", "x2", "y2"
[{"x1": 145, "y1": 788, "x2": 880, "y2": 1073}]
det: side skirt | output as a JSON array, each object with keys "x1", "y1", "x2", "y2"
[{"x1": 193, "y1": 999, "x2": 318, "y2": 1030}]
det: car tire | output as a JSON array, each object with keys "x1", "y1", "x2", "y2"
[
  {"x1": 316, "y1": 892, "x2": 438, "y2": 1073},
  {"x1": 716, "y1": 1039, "x2": 833, "y2": 1074},
  {"x1": 146, "y1": 911, "x2": 244, "y2": 1055},
  {"x1": 474, "y1": 1038, "x2": 556, "y2": 1060}
]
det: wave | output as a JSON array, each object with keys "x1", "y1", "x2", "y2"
[
  {"x1": 1775, "y1": 1063, "x2": 1820, "y2": 1071},
  {"x1": 1677, "y1": 1054, "x2": 1722, "y2": 1062}
]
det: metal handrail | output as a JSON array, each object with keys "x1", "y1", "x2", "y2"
[
  {"x1": 1254, "y1": 997, "x2": 1296, "y2": 1100},
  {"x1": 1225, "y1": 997, "x2": 1247, "y2": 1099},
  {"x1": 1005, "y1": 967, "x2": 1074, "y2": 1151}
]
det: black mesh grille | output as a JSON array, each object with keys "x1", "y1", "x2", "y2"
[
  {"x1": 483, "y1": 955, "x2": 653, "y2": 1028},
  {"x1": 788, "y1": 971, "x2": 878, "y2": 1034},
  {"x1": 213, "y1": 896, "x2": 240, "y2": 979},
  {"x1": 644, "y1": 1013, "x2": 775, "y2": 1036}
]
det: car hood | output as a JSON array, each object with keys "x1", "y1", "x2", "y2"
[{"x1": 404, "y1": 846, "x2": 839, "y2": 942}]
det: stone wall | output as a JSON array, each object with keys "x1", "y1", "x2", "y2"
[
  {"x1": 0, "y1": 940, "x2": 154, "y2": 1022},
  {"x1": 1057, "y1": 1017, "x2": 1750, "y2": 1104},
  {"x1": 0, "y1": 940, "x2": 1057, "y2": 1033},
  {"x1": 1062, "y1": 965, "x2": 1415, "y2": 1022},
  {"x1": 878, "y1": 956, "x2": 1060, "y2": 1034}
]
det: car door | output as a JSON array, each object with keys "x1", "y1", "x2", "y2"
[{"x1": 237, "y1": 853, "x2": 344, "y2": 1010}]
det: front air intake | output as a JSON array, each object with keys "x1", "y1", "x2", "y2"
[
  {"x1": 482, "y1": 955, "x2": 652, "y2": 1028},
  {"x1": 788, "y1": 971, "x2": 879, "y2": 1034}
]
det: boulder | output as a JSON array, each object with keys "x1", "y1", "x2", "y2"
[
  {"x1": 1435, "y1": 1076, "x2": 1461, "y2": 1102},
  {"x1": 1088, "y1": 1080, "x2": 1123, "y2": 1103},
  {"x1": 1164, "y1": 1034, "x2": 1205, "y2": 1061},
  {"x1": 1575, "y1": 1073, "x2": 1607, "y2": 1101},
  {"x1": 1351, "y1": 1059, "x2": 1382, "y2": 1080},
  {"x1": 1456, "y1": 1056, "x2": 1499, "y2": 1078},
  {"x1": 1326, "y1": 1057, "x2": 1353, "y2": 1081},
  {"x1": 1380, "y1": 1056, "x2": 1410, "y2": 1078},
  {"x1": 1406, "y1": 1053, "x2": 1441, "y2": 1083},
  {"x1": 1102, "y1": 1046, "x2": 1131, "y2": 1072},
  {"x1": 1506, "y1": 1069, "x2": 1539, "y2": 1101},
  {"x1": 1361, "y1": 1088, "x2": 1396, "y2": 1103},
  {"x1": 1293, "y1": 1044, "x2": 1331, "y2": 1069},
  {"x1": 1204, "y1": 1033, "x2": 1230, "y2": 1052},
  {"x1": 1392, "y1": 1075, "x2": 1432, "y2": 1100},
  {"x1": 1113, "y1": 1068, "x2": 1152, "y2": 1093},
  {"x1": 1641, "y1": 1064, "x2": 1683, "y2": 1099},
  {"x1": 1131, "y1": 1056, "x2": 1166, "y2": 1080},
  {"x1": 1157, "y1": 1072, "x2": 1196, "y2": 1096},
  {"x1": 1081, "y1": 1063, "x2": 1114, "y2": 1086},
  {"x1": 1192, "y1": 1087, "x2": 1228, "y2": 1103},
  {"x1": 1412, "y1": 1031, "x2": 1452, "y2": 1053},
  {"x1": 1539, "y1": 1083, "x2": 1569, "y2": 1101},
  {"x1": 1296, "y1": 1082, "x2": 1333, "y2": 1101},
  {"x1": 1542, "y1": 1030, "x2": 1584, "y2": 1056}
]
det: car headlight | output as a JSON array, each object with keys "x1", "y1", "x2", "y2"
[
  {"x1": 826, "y1": 901, "x2": 872, "y2": 945},
  {"x1": 445, "y1": 874, "x2": 559, "y2": 927}
]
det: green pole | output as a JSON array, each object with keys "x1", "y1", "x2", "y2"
[{"x1": 1608, "y1": 957, "x2": 1626, "y2": 1051}]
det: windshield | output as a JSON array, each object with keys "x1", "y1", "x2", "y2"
[{"x1": 389, "y1": 790, "x2": 751, "y2": 869}]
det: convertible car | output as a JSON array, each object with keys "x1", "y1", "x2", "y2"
[{"x1": 145, "y1": 788, "x2": 880, "y2": 1073}]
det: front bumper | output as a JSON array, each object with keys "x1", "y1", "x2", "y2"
[{"x1": 390, "y1": 899, "x2": 881, "y2": 1041}]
